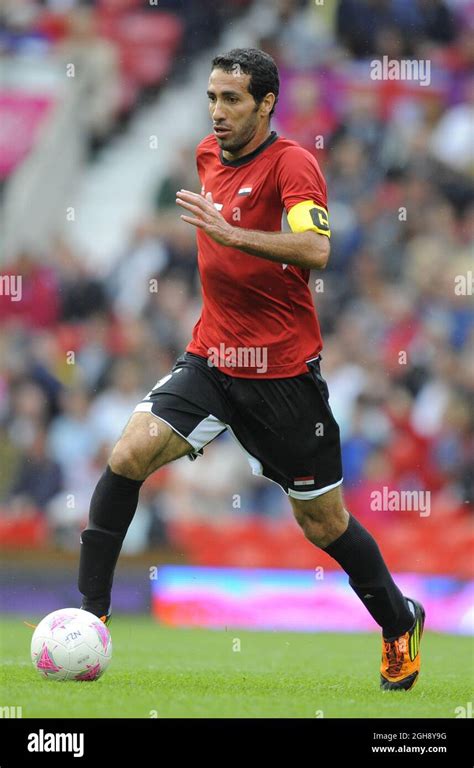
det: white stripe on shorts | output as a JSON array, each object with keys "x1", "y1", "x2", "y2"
[
  {"x1": 288, "y1": 477, "x2": 343, "y2": 500},
  {"x1": 133, "y1": 402, "x2": 226, "y2": 451}
]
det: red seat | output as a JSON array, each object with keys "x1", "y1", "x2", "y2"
[
  {"x1": 166, "y1": 514, "x2": 473, "y2": 576},
  {"x1": 119, "y1": 45, "x2": 172, "y2": 87},
  {"x1": 98, "y1": 11, "x2": 183, "y2": 53},
  {"x1": 0, "y1": 513, "x2": 48, "y2": 549},
  {"x1": 35, "y1": 12, "x2": 69, "y2": 42},
  {"x1": 99, "y1": 0, "x2": 140, "y2": 10},
  {"x1": 116, "y1": 13, "x2": 183, "y2": 51}
]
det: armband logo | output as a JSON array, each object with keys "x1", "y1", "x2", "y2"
[{"x1": 310, "y1": 205, "x2": 330, "y2": 234}]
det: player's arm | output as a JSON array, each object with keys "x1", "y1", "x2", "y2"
[
  {"x1": 176, "y1": 190, "x2": 330, "y2": 270},
  {"x1": 231, "y1": 200, "x2": 330, "y2": 269},
  {"x1": 231, "y1": 228, "x2": 329, "y2": 270}
]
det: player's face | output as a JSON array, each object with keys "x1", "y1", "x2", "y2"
[{"x1": 207, "y1": 69, "x2": 268, "y2": 155}]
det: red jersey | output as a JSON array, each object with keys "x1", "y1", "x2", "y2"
[{"x1": 186, "y1": 131, "x2": 329, "y2": 378}]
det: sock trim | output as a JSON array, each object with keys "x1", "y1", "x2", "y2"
[{"x1": 107, "y1": 464, "x2": 144, "y2": 488}]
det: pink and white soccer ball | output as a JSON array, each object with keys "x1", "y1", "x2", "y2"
[{"x1": 31, "y1": 608, "x2": 112, "y2": 681}]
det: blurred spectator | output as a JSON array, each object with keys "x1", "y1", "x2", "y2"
[
  {"x1": 336, "y1": 0, "x2": 456, "y2": 58},
  {"x1": 55, "y1": 7, "x2": 120, "y2": 153},
  {"x1": 74, "y1": 314, "x2": 115, "y2": 392},
  {"x1": 276, "y1": 74, "x2": 339, "y2": 156},
  {"x1": 7, "y1": 380, "x2": 50, "y2": 448},
  {"x1": 53, "y1": 238, "x2": 110, "y2": 321},
  {"x1": 429, "y1": 74, "x2": 474, "y2": 175},
  {"x1": 48, "y1": 386, "x2": 96, "y2": 483},
  {"x1": 0, "y1": 252, "x2": 60, "y2": 329},
  {"x1": 88, "y1": 358, "x2": 142, "y2": 447},
  {"x1": 153, "y1": 145, "x2": 199, "y2": 210},
  {"x1": 6, "y1": 426, "x2": 63, "y2": 511}
]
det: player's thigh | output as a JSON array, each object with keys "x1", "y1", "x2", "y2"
[
  {"x1": 227, "y1": 359, "x2": 343, "y2": 498},
  {"x1": 109, "y1": 411, "x2": 192, "y2": 480},
  {"x1": 290, "y1": 485, "x2": 346, "y2": 525}
]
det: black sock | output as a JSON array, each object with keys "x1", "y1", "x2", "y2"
[
  {"x1": 78, "y1": 465, "x2": 143, "y2": 615},
  {"x1": 323, "y1": 515, "x2": 413, "y2": 638}
]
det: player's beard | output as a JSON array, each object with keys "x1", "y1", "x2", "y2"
[{"x1": 217, "y1": 109, "x2": 259, "y2": 155}]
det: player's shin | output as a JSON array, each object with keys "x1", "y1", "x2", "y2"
[
  {"x1": 323, "y1": 514, "x2": 414, "y2": 638},
  {"x1": 78, "y1": 465, "x2": 143, "y2": 616}
]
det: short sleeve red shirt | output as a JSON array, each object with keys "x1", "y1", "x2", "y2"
[{"x1": 186, "y1": 131, "x2": 329, "y2": 378}]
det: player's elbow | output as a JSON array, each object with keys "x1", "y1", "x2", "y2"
[{"x1": 307, "y1": 232, "x2": 330, "y2": 270}]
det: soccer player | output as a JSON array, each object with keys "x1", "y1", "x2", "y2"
[{"x1": 78, "y1": 48, "x2": 424, "y2": 691}]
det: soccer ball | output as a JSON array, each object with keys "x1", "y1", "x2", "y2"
[{"x1": 31, "y1": 608, "x2": 112, "y2": 681}]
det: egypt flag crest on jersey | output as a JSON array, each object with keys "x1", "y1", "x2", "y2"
[{"x1": 187, "y1": 131, "x2": 331, "y2": 378}]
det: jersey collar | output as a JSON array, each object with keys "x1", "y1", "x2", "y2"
[{"x1": 219, "y1": 131, "x2": 278, "y2": 167}]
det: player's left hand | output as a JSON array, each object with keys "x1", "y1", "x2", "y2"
[{"x1": 176, "y1": 190, "x2": 236, "y2": 246}]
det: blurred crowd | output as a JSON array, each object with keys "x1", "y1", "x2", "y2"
[{"x1": 0, "y1": 0, "x2": 472, "y2": 553}]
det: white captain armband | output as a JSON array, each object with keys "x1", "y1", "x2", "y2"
[{"x1": 287, "y1": 200, "x2": 331, "y2": 238}]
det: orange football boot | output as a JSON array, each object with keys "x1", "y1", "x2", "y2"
[{"x1": 380, "y1": 598, "x2": 425, "y2": 691}]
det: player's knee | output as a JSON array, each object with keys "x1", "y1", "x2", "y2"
[
  {"x1": 297, "y1": 513, "x2": 329, "y2": 545},
  {"x1": 292, "y1": 501, "x2": 349, "y2": 548},
  {"x1": 109, "y1": 439, "x2": 150, "y2": 481}
]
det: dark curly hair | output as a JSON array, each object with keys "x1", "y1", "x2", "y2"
[{"x1": 211, "y1": 48, "x2": 279, "y2": 118}]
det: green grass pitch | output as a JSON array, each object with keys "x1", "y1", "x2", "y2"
[{"x1": 1, "y1": 615, "x2": 472, "y2": 718}]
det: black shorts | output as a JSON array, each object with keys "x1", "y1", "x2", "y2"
[{"x1": 134, "y1": 352, "x2": 343, "y2": 499}]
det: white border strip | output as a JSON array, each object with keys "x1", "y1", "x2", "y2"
[
  {"x1": 289, "y1": 477, "x2": 343, "y2": 500},
  {"x1": 133, "y1": 402, "x2": 193, "y2": 446}
]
